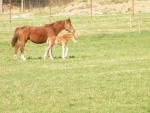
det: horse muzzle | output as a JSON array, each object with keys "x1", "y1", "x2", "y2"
[
  {"x1": 74, "y1": 40, "x2": 77, "y2": 44},
  {"x1": 70, "y1": 29, "x2": 75, "y2": 34}
]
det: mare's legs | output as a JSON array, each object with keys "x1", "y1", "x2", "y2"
[
  {"x1": 13, "y1": 43, "x2": 21, "y2": 60},
  {"x1": 45, "y1": 50, "x2": 50, "y2": 58},
  {"x1": 13, "y1": 43, "x2": 26, "y2": 60},
  {"x1": 44, "y1": 38, "x2": 54, "y2": 60},
  {"x1": 49, "y1": 48, "x2": 54, "y2": 60},
  {"x1": 13, "y1": 34, "x2": 27, "y2": 60},
  {"x1": 44, "y1": 45, "x2": 50, "y2": 60},
  {"x1": 20, "y1": 43, "x2": 26, "y2": 60},
  {"x1": 46, "y1": 48, "x2": 53, "y2": 59}
]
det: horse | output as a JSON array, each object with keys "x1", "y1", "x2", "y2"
[
  {"x1": 11, "y1": 18, "x2": 75, "y2": 60},
  {"x1": 44, "y1": 32, "x2": 77, "y2": 60}
]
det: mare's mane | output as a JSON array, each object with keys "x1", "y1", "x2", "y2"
[{"x1": 44, "y1": 20, "x2": 63, "y2": 27}]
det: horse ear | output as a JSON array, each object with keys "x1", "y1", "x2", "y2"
[{"x1": 68, "y1": 18, "x2": 71, "y2": 22}]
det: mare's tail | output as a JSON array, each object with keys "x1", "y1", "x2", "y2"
[{"x1": 11, "y1": 28, "x2": 19, "y2": 47}]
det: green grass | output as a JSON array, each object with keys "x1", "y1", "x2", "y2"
[{"x1": 0, "y1": 12, "x2": 150, "y2": 113}]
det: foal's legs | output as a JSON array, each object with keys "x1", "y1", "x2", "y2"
[
  {"x1": 49, "y1": 47, "x2": 54, "y2": 60},
  {"x1": 64, "y1": 47, "x2": 68, "y2": 58},
  {"x1": 62, "y1": 45, "x2": 68, "y2": 59},
  {"x1": 62, "y1": 46, "x2": 65, "y2": 59}
]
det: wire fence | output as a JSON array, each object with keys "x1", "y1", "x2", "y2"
[
  {"x1": 0, "y1": 15, "x2": 150, "y2": 42},
  {"x1": 0, "y1": 1, "x2": 150, "y2": 40},
  {"x1": 0, "y1": 14, "x2": 150, "y2": 36},
  {"x1": 2, "y1": 0, "x2": 74, "y2": 13}
]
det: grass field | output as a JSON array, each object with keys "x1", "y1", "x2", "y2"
[{"x1": 0, "y1": 12, "x2": 150, "y2": 113}]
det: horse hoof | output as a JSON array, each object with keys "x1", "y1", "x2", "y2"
[
  {"x1": 21, "y1": 58, "x2": 26, "y2": 61},
  {"x1": 13, "y1": 55, "x2": 17, "y2": 60},
  {"x1": 13, "y1": 58, "x2": 17, "y2": 60}
]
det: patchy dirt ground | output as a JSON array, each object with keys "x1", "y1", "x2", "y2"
[
  {"x1": 3, "y1": 1, "x2": 150, "y2": 16},
  {"x1": 57, "y1": 1, "x2": 150, "y2": 15}
]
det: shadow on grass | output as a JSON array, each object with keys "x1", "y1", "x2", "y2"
[
  {"x1": 27, "y1": 57, "x2": 42, "y2": 60},
  {"x1": 27, "y1": 56, "x2": 76, "y2": 60},
  {"x1": 53, "y1": 56, "x2": 76, "y2": 59}
]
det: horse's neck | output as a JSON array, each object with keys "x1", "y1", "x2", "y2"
[
  {"x1": 53, "y1": 21, "x2": 65, "y2": 35},
  {"x1": 56, "y1": 35, "x2": 70, "y2": 42},
  {"x1": 64, "y1": 34, "x2": 71, "y2": 42}
]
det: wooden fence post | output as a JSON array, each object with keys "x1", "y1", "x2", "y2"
[
  {"x1": 9, "y1": 0, "x2": 12, "y2": 23},
  {"x1": 21, "y1": 0, "x2": 24, "y2": 12},
  {"x1": 0, "y1": 0, "x2": 2, "y2": 13},
  {"x1": 132, "y1": 0, "x2": 134, "y2": 17},
  {"x1": 49, "y1": 0, "x2": 52, "y2": 23},
  {"x1": 90, "y1": 0, "x2": 92, "y2": 20}
]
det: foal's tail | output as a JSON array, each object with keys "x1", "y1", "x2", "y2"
[{"x1": 11, "y1": 28, "x2": 19, "y2": 47}]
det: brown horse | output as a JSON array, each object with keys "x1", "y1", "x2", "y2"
[
  {"x1": 11, "y1": 18, "x2": 75, "y2": 60},
  {"x1": 44, "y1": 33, "x2": 77, "y2": 60}
]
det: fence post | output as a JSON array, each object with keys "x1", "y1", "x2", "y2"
[
  {"x1": 49, "y1": 0, "x2": 52, "y2": 23},
  {"x1": 90, "y1": 0, "x2": 92, "y2": 20},
  {"x1": 132, "y1": 0, "x2": 134, "y2": 17},
  {"x1": 21, "y1": 0, "x2": 24, "y2": 12},
  {"x1": 0, "y1": 0, "x2": 2, "y2": 13},
  {"x1": 9, "y1": 0, "x2": 12, "y2": 23}
]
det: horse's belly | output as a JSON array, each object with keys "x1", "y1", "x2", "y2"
[
  {"x1": 30, "y1": 36, "x2": 47, "y2": 44},
  {"x1": 29, "y1": 27, "x2": 56, "y2": 44},
  {"x1": 29, "y1": 30, "x2": 48, "y2": 44}
]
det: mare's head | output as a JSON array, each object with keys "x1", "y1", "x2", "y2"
[{"x1": 64, "y1": 18, "x2": 75, "y2": 33}]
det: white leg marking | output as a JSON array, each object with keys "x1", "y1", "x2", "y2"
[
  {"x1": 64, "y1": 47, "x2": 68, "y2": 58},
  {"x1": 49, "y1": 48, "x2": 54, "y2": 60},
  {"x1": 62, "y1": 46, "x2": 65, "y2": 59},
  {"x1": 44, "y1": 46, "x2": 49, "y2": 60},
  {"x1": 21, "y1": 54, "x2": 26, "y2": 61},
  {"x1": 14, "y1": 54, "x2": 17, "y2": 60},
  {"x1": 43, "y1": 51, "x2": 47, "y2": 60}
]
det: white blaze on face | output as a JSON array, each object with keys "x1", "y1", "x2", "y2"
[
  {"x1": 72, "y1": 36, "x2": 77, "y2": 44},
  {"x1": 74, "y1": 40, "x2": 77, "y2": 44}
]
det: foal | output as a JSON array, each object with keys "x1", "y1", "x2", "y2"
[{"x1": 44, "y1": 33, "x2": 77, "y2": 60}]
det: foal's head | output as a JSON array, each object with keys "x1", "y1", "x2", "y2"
[
  {"x1": 70, "y1": 32, "x2": 77, "y2": 44},
  {"x1": 64, "y1": 18, "x2": 75, "y2": 33}
]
